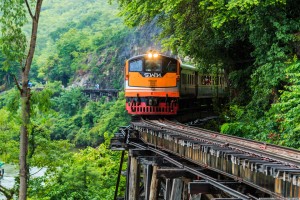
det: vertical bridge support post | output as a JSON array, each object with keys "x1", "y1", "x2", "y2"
[
  {"x1": 170, "y1": 178, "x2": 183, "y2": 200},
  {"x1": 128, "y1": 151, "x2": 140, "y2": 200},
  {"x1": 149, "y1": 165, "x2": 159, "y2": 200},
  {"x1": 144, "y1": 164, "x2": 153, "y2": 200},
  {"x1": 165, "y1": 178, "x2": 172, "y2": 200}
]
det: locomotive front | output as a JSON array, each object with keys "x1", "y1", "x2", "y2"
[{"x1": 124, "y1": 52, "x2": 180, "y2": 115}]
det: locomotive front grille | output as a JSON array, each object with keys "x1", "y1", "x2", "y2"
[{"x1": 126, "y1": 102, "x2": 178, "y2": 115}]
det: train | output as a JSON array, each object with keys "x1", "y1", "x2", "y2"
[{"x1": 124, "y1": 51, "x2": 227, "y2": 115}]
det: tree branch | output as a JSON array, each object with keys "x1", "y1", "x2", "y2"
[
  {"x1": 25, "y1": 0, "x2": 34, "y2": 19},
  {"x1": 0, "y1": 185, "x2": 14, "y2": 200},
  {"x1": 24, "y1": 0, "x2": 43, "y2": 77},
  {"x1": 13, "y1": 75, "x2": 22, "y2": 92}
]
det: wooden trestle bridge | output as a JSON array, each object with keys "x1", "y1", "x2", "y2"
[
  {"x1": 110, "y1": 118, "x2": 300, "y2": 200},
  {"x1": 81, "y1": 89, "x2": 119, "y2": 101},
  {"x1": 31, "y1": 87, "x2": 119, "y2": 101}
]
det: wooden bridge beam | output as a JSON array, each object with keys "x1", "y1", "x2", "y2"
[
  {"x1": 157, "y1": 168, "x2": 189, "y2": 178},
  {"x1": 128, "y1": 156, "x2": 140, "y2": 200},
  {"x1": 149, "y1": 165, "x2": 158, "y2": 200}
]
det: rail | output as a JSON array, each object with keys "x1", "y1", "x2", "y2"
[{"x1": 145, "y1": 119, "x2": 300, "y2": 167}]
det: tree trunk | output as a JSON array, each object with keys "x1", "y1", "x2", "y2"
[
  {"x1": 18, "y1": 1, "x2": 43, "y2": 199},
  {"x1": 19, "y1": 87, "x2": 30, "y2": 200}
]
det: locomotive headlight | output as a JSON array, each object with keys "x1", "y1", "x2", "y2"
[
  {"x1": 148, "y1": 99, "x2": 153, "y2": 106},
  {"x1": 147, "y1": 51, "x2": 159, "y2": 59}
]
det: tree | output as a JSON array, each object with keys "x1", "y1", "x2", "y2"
[
  {"x1": 0, "y1": 0, "x2": 43, "y2": 199},
  {"x1": 29, "y1": 136, "x2": 126, "y2": 200}
]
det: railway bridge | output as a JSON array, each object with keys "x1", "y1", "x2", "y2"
[
  {"x1": 81, "y1": 88, "x2": 119, "y2": 101},
  {"x1": 110, "y1": 118, "x2": 300, "y2": 200},
  {"x1": 31, "y1": 87, "x2": 119, "y2": 101}
]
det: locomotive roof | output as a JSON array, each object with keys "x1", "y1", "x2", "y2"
[
  {"x1": 180, "y1": 63, "x2": 197, "y2": 70},
  {"x1": 127, "y1": 54, "x2": 177, "y2": 61},
  {"x1": 127, "y1": 54, "x2": 197, "y2": 71}
]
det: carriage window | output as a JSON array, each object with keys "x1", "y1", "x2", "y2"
[
  {"x1": 129, "y1": 60, "x2": 143, "y2": 72},
  {"x1": 201, "y1": 76, "x2": 211, "y2": 85},
  {"x1": 182, "y1": 74, "x2": 186, "y2": 84},
  {"x1": 145, "y1": 59, "x2": 162, "y2": 72}
]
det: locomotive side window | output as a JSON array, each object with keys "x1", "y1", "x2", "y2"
[
  {"x1": 163, "y1": 58, "x2": 177, "y2": 72},
  {"x1": 129, "y1": 59, "x2": 143, "y2": 72}
]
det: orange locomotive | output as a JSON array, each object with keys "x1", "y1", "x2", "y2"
[{"x1": 124, "y1": 52, "x2": 227, "y2": 115}]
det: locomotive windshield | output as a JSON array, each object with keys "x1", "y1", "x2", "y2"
[
  {"x1": 129, "y1": 56, "x2": 177, "y2": 73},
  {"x1": 145, "y1": 59, "x2": 162, "y2": 72}
]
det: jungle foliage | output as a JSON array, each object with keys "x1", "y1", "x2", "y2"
[
  {"x1": 0, "y1": 85, "x2": 130, "y2": 199},
  {"x1": 116, "y1": 0, "x2": 300, "y2": 148},
  {"x1": 0, "y1": 1, "x2": 131, "y2": 198},
  {"x1": 34, "y1": 0, "x2": 128, "y2": 88}
]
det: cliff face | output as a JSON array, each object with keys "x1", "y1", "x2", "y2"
[{"x1": 80, "y1": 22, "x2": 163, "y2": 90}]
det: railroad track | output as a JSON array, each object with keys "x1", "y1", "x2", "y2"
[
  {"x1": 144, "y1": 119, "x2": 300, "y2": 167},
  {"x1": 128, "y1": 118, "x2": 300, "y2": 198}
]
